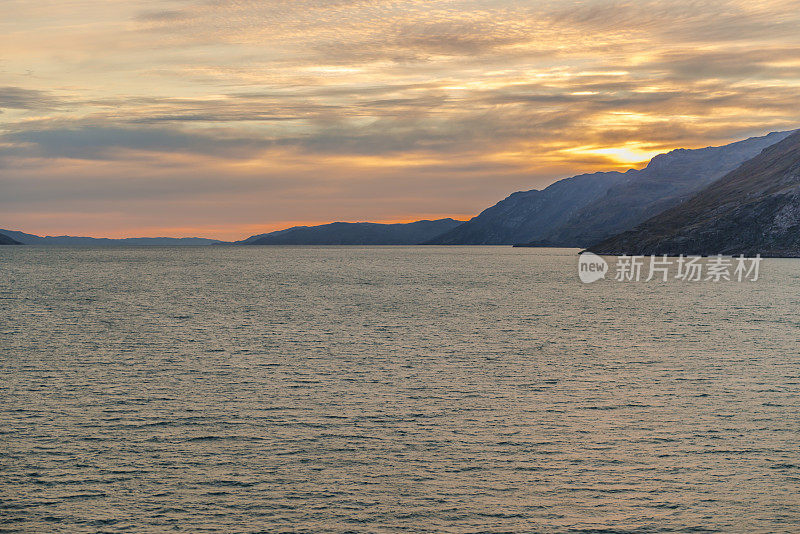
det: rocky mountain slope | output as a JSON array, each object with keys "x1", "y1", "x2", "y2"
[
  {"x1": 429, "y1": 131, "x2": 792, "y2": 246},
  {"x1": 426, "y1": 171, "x2": 629, "y2": 245},
  {"x1": 588, "y1": 130, "x2": 800, "y2": 257}
]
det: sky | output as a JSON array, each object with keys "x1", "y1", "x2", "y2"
[{"x1": 2, "y1": 0, "x2": 800, "y2": 240}]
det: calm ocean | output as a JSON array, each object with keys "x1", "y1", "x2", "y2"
[{"x1": 1, "y1": 246, "x2": 798, "y2": 533}]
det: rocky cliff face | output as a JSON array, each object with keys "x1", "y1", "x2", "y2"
[
  {"x1": 588, "y1": 130, "x2": 800, "y2": 257},
  {"x1": 429, "y1": 131, "x2": 792, "y2": 246}
]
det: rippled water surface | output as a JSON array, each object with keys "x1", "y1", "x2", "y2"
[{"x1": 1, "y1": 246, "x2": 799, "y2": 533}]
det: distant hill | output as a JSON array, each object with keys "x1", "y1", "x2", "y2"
[
  {"x1": 1, "y1": 229, "x2": 219, "y2": 246},
  {"x1": 237, "y1": 219, "x2": 464, "y2": 245},
  {"x1": 0, "y1": 232, "x2": 23, "y2": 245},
  {"x1": 425, "y1": 171, "x2": 629, "y2": 245},
  {"x1": 428, "y1": 131, "x2": 792, "y2": 246},
  {"x1": 589, "y1": 130, "x2": 800, "y2": 257}
]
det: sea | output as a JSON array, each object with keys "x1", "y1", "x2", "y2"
[{"x1": 1, "y1": 246, "x2": 798, "y2": 533}]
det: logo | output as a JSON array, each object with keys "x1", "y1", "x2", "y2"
[
  {"x1": 578, "y1": 252, "x2": 608, "y2": 283},
  {"x1": 577, "y1": 253, "x2": 762, "y2": 283}
]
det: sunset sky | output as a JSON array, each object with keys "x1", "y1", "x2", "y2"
[{"x1": 2, "y1": 0, "x2": 800, "y2": 239}]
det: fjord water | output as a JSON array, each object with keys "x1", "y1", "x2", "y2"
[{"x1": 1, "y1": 246, "x2": 798, "y2": 533}]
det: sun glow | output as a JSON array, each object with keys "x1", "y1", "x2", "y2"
[
  {"x1": 3, "y1": 0, "x2": 800, "y2": 238},
  {"x1": 563, "y1": 143, "x2": 666, "y2": 166}
]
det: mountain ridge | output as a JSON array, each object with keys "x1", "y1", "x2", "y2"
[
  {"x1": 0, "y1": 232, "x2": 23, "y2": 245},
  {"x1": 425, "y1": 171, "x2": 630, "y2": 245},
  {"x1": 236, "y1": 218, "x2": 464, "y2": 245},
  {"x1": 0, "y1": 229, "x2": 220, "y2": 246},
  {"x1": 4, "y1": 130, "x2": 796, "y2": 249},
  {"x1": 588, "y1": 130, "x2": 800, "y2": 257},
  {"x1": 429, "y1": 130, "x2": 793, "y2": 247}
]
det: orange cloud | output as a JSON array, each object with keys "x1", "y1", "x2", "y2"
[{"x1": 2, "y1": 0, "x2": 800, "y2": 238}]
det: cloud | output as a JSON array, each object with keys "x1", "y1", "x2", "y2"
[
  {"x1": 636, "y1": 48, "x2": 800, "y2": 81},
  {"x1": 2, "y1": 0, "x2": 800, "y2": 238},
  {"x1": 2, "y1": 126, "x2": 270, "y2": 160},
  {"x1": 0, "y1": 87, "x2": 60, "y2": 110},
  {"x1": 134, "y1": 9, "x2": 190, "y2": 23}
]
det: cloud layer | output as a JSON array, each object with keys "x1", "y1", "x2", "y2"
[{"x1": 2, "y1": 0, "x2": 799, "y2": 238}]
